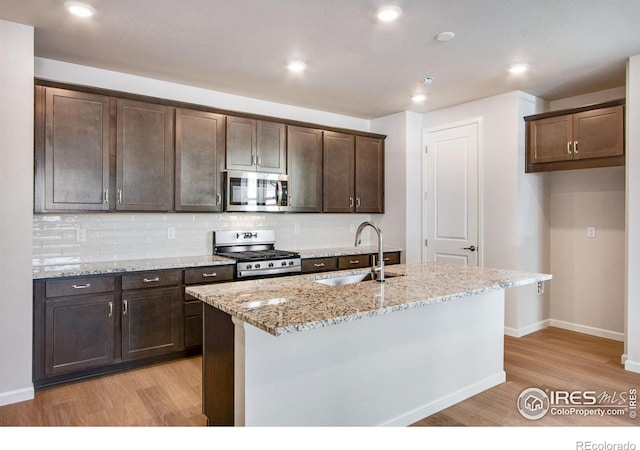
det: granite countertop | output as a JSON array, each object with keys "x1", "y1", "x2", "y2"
[
  {"x1": 31, "y1": 246, "x2": 404, "y2": 279},
  {"x1": 32, "y1": 255, "x2": 235, "y2": 279},
  {"x1": 186, "y1": 262, "x2": 552, "y2": 337}
]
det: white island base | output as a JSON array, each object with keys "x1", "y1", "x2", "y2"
[{"x1": 232, "y1": 289, "x2": 505, "y2": 427}]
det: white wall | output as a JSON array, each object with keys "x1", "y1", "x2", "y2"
[
  {"x1": 625, "y1": 56, "x2": 640, "y2": 372},
  {"x1": 545, "y1": 87, "x2": 627, "y2": 341},
  {"x1": 422, "y1": 91, "x2": 549, "y2": 336},
  {"x1": 0, "y1": 20, "x2": 34, "y2": 406}
]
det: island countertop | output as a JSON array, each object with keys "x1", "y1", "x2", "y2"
[{"x1": 186, "y1": 262, "x2": 551, "y2": 336}]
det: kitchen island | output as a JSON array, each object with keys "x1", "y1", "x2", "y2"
[{"x1": 186, "y1": 262, "x2": 551, "y2": 426}]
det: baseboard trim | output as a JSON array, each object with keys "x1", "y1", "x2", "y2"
[
  {"x1": 624, "y1": 358, "x2": 640, "y2": 374},
  {"x1": 504, "y1": 319, "x2": 550, "y2": 338},
  {"x1": 549, "y1": 319, "x2": 624, "y2": 342},
  {"x1": 0, "y1": 385, "x2": 34, "y2": 407},
  {"x1": 379, "y1": 371, "x2": 506, "y2": 426}
]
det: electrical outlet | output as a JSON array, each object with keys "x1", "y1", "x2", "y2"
[
  {"x1": 587, "y1": 226, "x2": 596, "y2": 238},
  {"x1": 537, "y1": 281, "x2": 544, "y2": 296},
  {"x1": 167, "y1": 227, "x2": 175, "y2": 239},
  {"x1": 76, "y1": 228, "x2": 86, "y2": 243}
]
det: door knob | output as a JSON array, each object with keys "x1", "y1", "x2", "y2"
[{"x1": 462, "y1": 245, "x2": 476, "y2": 252}]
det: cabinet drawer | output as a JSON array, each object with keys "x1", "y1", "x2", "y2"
[
  {"x1": 185, "y1": 315, "x2": 203, "y2": 348},
  {"x1": 301, "y1": 257, "x2": 338, "y2": 273},
  {"x1": 121, "y1": 269, "x2": 181, "y2": 291},
  {"x1": 184, "y1": 265, "x2": 234, "y2": 285},
  {"x1": 184, "y1": 300, "x2": 203, "y2": 318},
  {"x1": 45, "y1": 276, "x2": 115, "y2": 298},
  {"x1": 377, "y1": 251, "x2": 400, "y2": 266},
  {"x1": 338, "y1": 255, "x2": 371, "y2": 269}
]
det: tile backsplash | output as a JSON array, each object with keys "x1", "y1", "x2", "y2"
[{"x1": 33, "y1": 213, "x2": 373, "y2": 266}]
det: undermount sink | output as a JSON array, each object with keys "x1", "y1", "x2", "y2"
[{"x1": 311, "y1": 272, "x2": 400, "y2": 287}]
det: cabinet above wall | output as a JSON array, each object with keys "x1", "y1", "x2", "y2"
[
  {"x1": 524, "y1": 99, "x2": 624, "y2": 173},
  {"x1": 33, "y1": 80, "x2": 385, "y2": 214}
]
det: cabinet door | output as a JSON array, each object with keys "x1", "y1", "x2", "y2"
[
  {"x1": 44, "y1": 294, "x2": 115, "y2": 376},
  {"x1": 175, "y1": 109, "x2": 225, "y2": 211},
  {"x1": 116, "y1": 99, "x2": 174, "y2": 211},
  {"x1": 226, "y1": 116, "x2": 256, "y2": 171},
  {"x1": 287, "y1": 126, "x2": 323, "y2": 212},
  {"x1": 527, "y1": 115, "x2": 574, "y2": 164},
  {"x1": 323, "y1": 131, "x2": 355, "y2": 213},
  {"x1": 257, "y1": 121, "x2": 286, "y2": 173},
  {"x1": 121, "y1": 287, "x2": 183, "y2": 360},
  {"x1": 355, "y1": 136, "x2": 384, "y2": 213},
  {"x1": 573, "y1": 105, "x2": 624, "y2": 160},
  {"x1": 41, "y1": 88, "x2": 111, "y2": 211}
]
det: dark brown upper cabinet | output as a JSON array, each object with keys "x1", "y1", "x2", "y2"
[
  {"x1": 35, "y1": 86, "x2": 112, "y2": 212},
  {"x1": 287, "y1": 125, "x2": 323, "y2": 212},
  {"x1": 323, "y1": 132, "x2": 384, "y2": 213},
  {"x1": 525, "y1": 100, "x2": 624, "y2": 173},
  {"x1": 175, "y1": 108, "x2": 225, "y2": 212},
  {"x1": 116, "y1": 99, "x2": 175, "y2": 211},
  {"x1": 226, "y1": 116, "x2": 286, "y2": 173}
]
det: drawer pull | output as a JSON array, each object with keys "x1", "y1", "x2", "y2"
[
  {"x1": 202, "y1": 273, "x2": 217, "y2": 278},
  {"x1": 143, "y1": 277, "x2": 160, "y2": 283},
  {"x1": 349, "y1": 260, "x2": 360, "y2": 264},
  {"x1": 72, "y1": 283, "x2": 92, "y2": 289},
  {"x1": 108, "y1": 301, "x2": 113, "y2": 318},
  {"x1": 383, "y1": 258, "x2": 391, "y2": 262},
  {"x1": 123, "y1": 299, "x2": 128, "y2": 316},
  {"x1": 313, "y1": 263, "x2": 326, "y2": 267}
]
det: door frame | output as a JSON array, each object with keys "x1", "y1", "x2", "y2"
[{"x1": 421, "y1": 117, "x2": 484, "y2": 266}]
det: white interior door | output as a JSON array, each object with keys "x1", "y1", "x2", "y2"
[{"x1": 423, "y1": 122, "x2": 479, "y2": 266}]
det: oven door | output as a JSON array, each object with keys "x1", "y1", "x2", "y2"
[{"x1": 224, "y1": 171, "x2": 289, "y2": 212}]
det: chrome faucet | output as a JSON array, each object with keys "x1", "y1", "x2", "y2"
[{"x1": 354, "y1": 221, "x2": 384, "y2": 282}]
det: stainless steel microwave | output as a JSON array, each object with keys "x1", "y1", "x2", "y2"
[{"x1": 223, "y1": 170, "x2": 289, "y2": 212}]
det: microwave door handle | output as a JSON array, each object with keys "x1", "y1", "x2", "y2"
[{"x1": 276, "y1": 180, "x2": 283, "y2": 205}]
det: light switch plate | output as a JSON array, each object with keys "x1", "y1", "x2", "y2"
[
  {"x1": 587, "y1": 226, "x2": 596, "y2": 238},
  {"x1": 167, "y1": 227, "x2": 176, "y2": 239},
  {"x1": 76, "y1": 228, "x2": 86, "y2": 243}
]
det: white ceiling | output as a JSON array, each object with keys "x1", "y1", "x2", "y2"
[{"x1": 1, "y1": 0, "x2": 639, "y2": 119}]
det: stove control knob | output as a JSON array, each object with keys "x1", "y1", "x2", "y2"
[
  {"x1": 281, "y1": 261, "x2": 287, "y2": 266},
  {"x1": 246, "y1": 264, "x2": 252, "y2": 270},
  {"x1": 255, "y1": 263, "x2": 261, "y2": 269},
  {"x1": 268, "y1": 262, "x2": 274, "y2": 268},
  {"x1": 289, "y1": 261, "x2": 294, "y2": 266}
]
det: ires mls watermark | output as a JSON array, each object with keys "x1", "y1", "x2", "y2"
[{"x1": 517, "y1": 387, "x2": 638, "y2": 420}]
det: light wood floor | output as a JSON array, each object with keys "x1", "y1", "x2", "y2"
[{"x1": 1, "y1": 327, "x2": 639, "y2": 426}]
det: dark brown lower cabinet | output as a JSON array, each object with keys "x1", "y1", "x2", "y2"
[
  {"x1": 121, "y1": 287, "x2": 183, "y2": 361},
  {"x1": 44, "y1": 294, "x2": 115, "y2": 376}
]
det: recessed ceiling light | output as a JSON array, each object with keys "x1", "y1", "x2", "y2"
[
  {"x1": 423, "y1": 76, "x2": 434, "y2": 84},
  {"x1": 287, "y1": 61, "x2": 307, "y2": 73},
  {"x1": 377, "y1": 5, "x2": 402, "y2": 22},
  {"x1": 65, "y1": 1, "x2": 96, "y2": 18},
  {"x1": 435, "y1": 31, "x2": 455, "y2": 42},
  {"x1": 509, "y1": 64, "x2": 529, "y2": 74},
  {"x1": 412, "y1": 94, "x2": 427, "y2": 103}
]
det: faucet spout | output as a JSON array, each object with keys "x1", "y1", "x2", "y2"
[{"x1": 354, "y1": 221, "x2": 384, "y2": 282}]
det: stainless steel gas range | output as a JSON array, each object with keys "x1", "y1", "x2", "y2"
[{"x1": 213, "y1": 230, "x2": 301, "y2": 279}]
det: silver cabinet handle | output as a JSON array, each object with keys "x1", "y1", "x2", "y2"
[
  {"x1": 216, "y1": 193, "x2": 221, "y2": 206},
  {"x1": 122, "y1": 299, "x2": 128, "y2": 316},
  {"x1": 349, "y1": 197, "x2": 354, "y2": 208},
  {"x1": 567, "y1": 141, "x2": 572, "y2": 155},
  {"x1": 72, "y1": 283, "x2": 91, "y2": 289},
  {"x1": 313, "y1": 263, "x2": 325, "y2": 267},
  {"x1": 574, "y1": 141, "x2": 578, "y2": 155},
  {"x1": 104, "y1": 189, "x2": 109, "y2": 204},
  {"x1": 143, "y1": 277, "x2": 160, "y2": 283},
  {"x1": 251, "y1": 154, "x2": 257, "y2": 166},
  {"x1": 382, "y1": 258, "x2": 390, "y2": 262},
  {"x1": 108, "y1": 301, "x2": 113, "y2": 318},
  {"x1": 356, "y1": 198, "x2": 361, "y2": 207},
  {"x1": 349, "y1": 260, "x2": 360, "y2": 264},
  {"x1": 257, "y1": 154, "x2": 262, "y2": 166},
  {"x1": 118, "y1": 189, "x2": 123, "y2": 204},
  {"x1": 202, "y1": 273, "x2": 217, "y2": 278}
]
